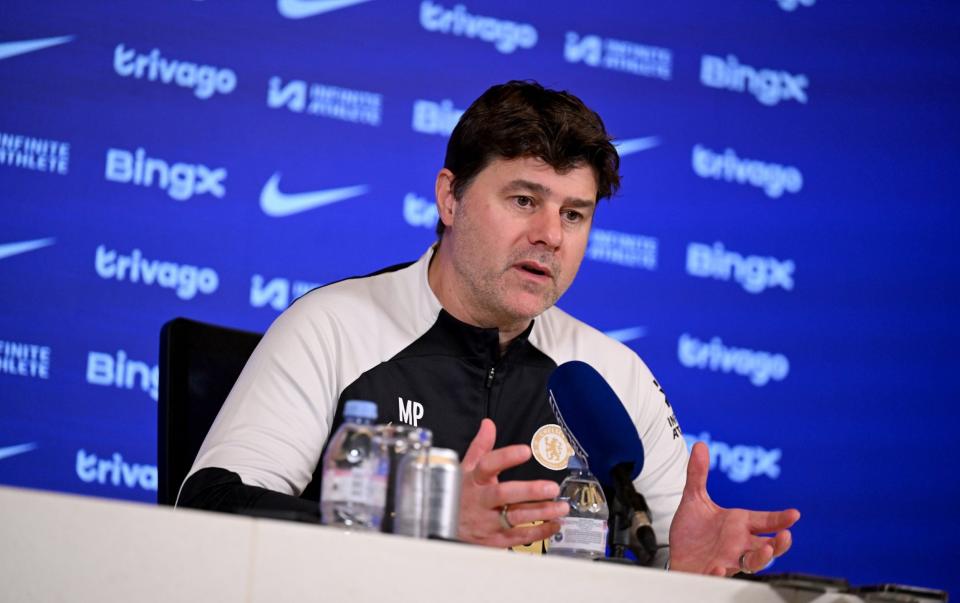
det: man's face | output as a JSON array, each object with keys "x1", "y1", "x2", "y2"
[{"x1": 439, "y1": 156, "x2": 598, "y2": 328}]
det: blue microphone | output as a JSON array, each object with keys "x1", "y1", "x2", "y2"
[
  {"x1": 547, "y1": 360, "x2": 658, "y2": 565},
  {"x1": 547, "y1": 360, "x2": 644, "y2": 486}
]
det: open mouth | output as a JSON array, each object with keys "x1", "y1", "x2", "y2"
[{"x1": 516, "y1": 262, "x2": 551, "y2": 278}]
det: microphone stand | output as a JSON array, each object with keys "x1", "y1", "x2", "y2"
[{"x1": 600, "y1": 463, "x2": 657, "y2": 566}]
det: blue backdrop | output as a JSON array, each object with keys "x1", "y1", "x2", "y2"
[{"x1": 1, "y1": 0, "x2": 957, "y2": 594}]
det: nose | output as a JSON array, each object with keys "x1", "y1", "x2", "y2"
[{"x1": 528, "y1": 208, "x2": 563, "y2": 250}]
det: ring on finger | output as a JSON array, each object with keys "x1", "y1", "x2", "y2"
[
  {"x1": 738, "y1": 552, "x2": 754, "y2": 575},
  {"x1": 499, "y1": 504, "x2": 514, "y2": 530}
]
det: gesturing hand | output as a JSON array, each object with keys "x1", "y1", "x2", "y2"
[
  {"x1": 457, "y1": 418, "x2": 569, "y2": 548},
  {"x1": 669, "y1": 442, "x2": 800, "y2": 576}
]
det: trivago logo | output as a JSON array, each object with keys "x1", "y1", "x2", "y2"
[
  {"x1": 76, "y1": 449, "x2": 157, "y2": 491},
  {"x1": 677, "y1": 333, "x2": 790, "y2": 387},
  {"x1": 419, "y1": 1, "x2": 537, "y2": 54},
  {"x1": 95, "y1": 245, "x2": 219, "y2": 301},
  {"x1": 113, "y1": 43, "x2": 237, "y2": 100},
  {"x1": 683, "y1": 432, "x2": 782, "y2": 483}
]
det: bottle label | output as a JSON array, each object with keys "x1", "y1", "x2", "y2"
[
  {"x1": 321, "y1": 466, "x2": 387, "y2": 506},
  {"x1": 551, "y1": 517, "x2": 607, "y2": 554}
]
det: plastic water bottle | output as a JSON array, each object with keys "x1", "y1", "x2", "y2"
[
  {"x1": 320, "y1": 400, "x2": 387, "y2": 531},
  {"x1": 549, "y1": 456, "x2": 609, "y2": 559}
]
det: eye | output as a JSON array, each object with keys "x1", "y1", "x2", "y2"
[
  {"x1": 514, "y1": 195, "x2": 534, "y2": 208},
  {"x1": 563, "y1": 209, "x2": 584, "y2": 223}
]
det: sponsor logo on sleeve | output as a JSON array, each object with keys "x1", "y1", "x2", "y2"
[
  {"x1": 250, "y1": 274, "x2": 320, "y2": 310},
  {"x1": 692, "y1": 144, "x2": 803, "y2": 198},
  {"x1": 686, "y1": 241, "x2": 795, "y2": 294},
  {"x1": 0, "y1": 35, "x2": 74, "y2": 61},
  {"x1": 419, "y1": 1, "x2": 537, "y2": 54},
  {"x1": 86, "y1": 350, "x2": 159, "y2": 401},
  {"x1": 259, "y1": 173, "x2": 368, "y2": 217},
  {"x1": 684, "y1": 432, "x2": 782, "y2": 483},
  {"x1": 678, "y1": 333, "x2": 790, "y2": 387},
  {"x1": 94, "y1": 245, "x2": 219, "y2": 300},
  {"x1": 565, "y1": 32, "x2": 672, "y2": 80},
  {"x1": 586, "y1": 228, "x2": 658, "y2": 270},
  {"x1": 113, "y1": 44, "x2": 237, "y2": 100},
  {"x1": 0, "y1": 339, "x2": 51, "y2": 379},
  {"x1": 104, "y1": 147, "x2": 227, "y2": 201},
  {"x1": 277, "y1": 0, "x2": 374, "y2": 19},
  {"x1": 76, "y1": 449, "x2": 157, "y2": 491},
  {"x1": 0, "y1": 132, "x2": 70, "y2": 175},
  {"x1": 700, "y1": 54, "x2": 808, "y2": 106},
  {"x1": 267, "y1": 76, "x2": 383, "y2": 126}
]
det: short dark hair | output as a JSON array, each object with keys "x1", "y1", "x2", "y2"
[{"x1": 437, "y1": 80, "x2": 620, "y2": 238}]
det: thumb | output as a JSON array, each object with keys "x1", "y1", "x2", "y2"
[
  {"x1": 684, "y1": 441, "x2": 712, "y2": 498},
  {"x1": 461, "y1": 418, "x2": 496, "y2": 472}
]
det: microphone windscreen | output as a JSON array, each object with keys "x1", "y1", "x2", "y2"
[{"x1": 548, "y1": 361, "x2": 644, "y2": 486}]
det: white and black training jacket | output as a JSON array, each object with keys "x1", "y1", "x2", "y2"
[{"x1": 180, "y1": 246, "x2": 688, "y2": 552}]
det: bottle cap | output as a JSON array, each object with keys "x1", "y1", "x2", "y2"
[{"x1": 343, "y1": 400, "x2": 378, "y2": 420}]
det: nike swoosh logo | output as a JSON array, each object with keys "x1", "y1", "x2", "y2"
[
  {"x1": 260, "y1": 173, "x2": 368, "y2": 217},
  {"x1": 0, "y1": 35, "x2": 74, "y2": 61},
  {"x1": 0, "y1": 443, "x2": 37, "y2": 461},
  {"x1": 277, "y1": 0, "x2": 374, "y2": 19},
  {"x1": 614, "y1": 136, "x2": 661, "y2": 157},
  {"x1": 604, "y1": 326, "x2": 648, "y2": 343},
  {"x1": 0, "y1": 237, "x2": 56, "y2": 260}
]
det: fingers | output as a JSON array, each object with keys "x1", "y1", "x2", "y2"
[
  {"x1": 771, "y1": 529, "x2": 793, "y2": 558},
  {"x1": 747, "y1": 508, "x2": 801, "y2": 533},
  {"x1": 501, "y1": 500, "x2": 569, "y2": 527},
  {"x1": 683, "y1": 441, "x2": 712, "y2": 499},
  {"x1": 741, "y1": 542, "x2": 775, "y2": 575},
  {"x1": 472, "y1": 444, "x2": 532, "y2": 484},
  {"x1": 461, "y1": 418, "x2": 496, "y2": 471},
  {"x1": 480, "y1": 480, "x2": 559, "y2": 509},
  {"x1": 485, "y1": 520, "x2": 563, "y2": 549}
]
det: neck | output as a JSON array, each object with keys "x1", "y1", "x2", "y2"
[{"x1": 427, "y1": 244, "x2": 531, "y2": 354}]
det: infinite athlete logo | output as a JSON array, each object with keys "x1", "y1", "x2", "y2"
[{"x1": 260, "y1": 173, "x2": 368, "y2": 217}]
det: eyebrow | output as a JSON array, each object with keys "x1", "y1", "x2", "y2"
[{"x1": 500, "y1": 179, "x2": 596, "y2": 209}]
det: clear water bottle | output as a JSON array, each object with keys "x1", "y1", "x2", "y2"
[
  {"x1": 320, "y1": 400, "x2": 387, "y2": 531},
  {"x1": 548, "y1": 456, "x2": 609, "y2": 559}
]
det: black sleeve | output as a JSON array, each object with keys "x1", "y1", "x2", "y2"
[{"x1": 177, "y1": 467, "x2": 320, "y2": 520}]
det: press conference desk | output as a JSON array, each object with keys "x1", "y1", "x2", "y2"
[{"x1": 0, "y1": 485, "x2": 854, "y2": 602}]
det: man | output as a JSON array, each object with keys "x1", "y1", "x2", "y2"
[{"x1": 181, "y1": 81, "x2": 798, "y2": 575}]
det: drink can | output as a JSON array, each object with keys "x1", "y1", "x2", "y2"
[
  {"x1": 426, "y1": 447, "x2": 461, "y2": 540},
  {"x1": 390, "y1": 427, "x2": 432, "y2": 537}
]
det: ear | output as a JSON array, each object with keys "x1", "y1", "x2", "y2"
[{"x1": 435, "y1": 168, "x2": 457, "y2": 229}]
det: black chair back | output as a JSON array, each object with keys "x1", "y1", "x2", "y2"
[{"x1": 157, "y1": 317, "x2": 262, "y2": 506}]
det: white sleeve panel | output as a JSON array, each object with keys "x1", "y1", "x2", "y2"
[
  {"x1": 188, "y1": 300, "x2": 341, "y2": 495},
  {"x1": 187, "y1": 250, "x2": 442, "y2": 495}
]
